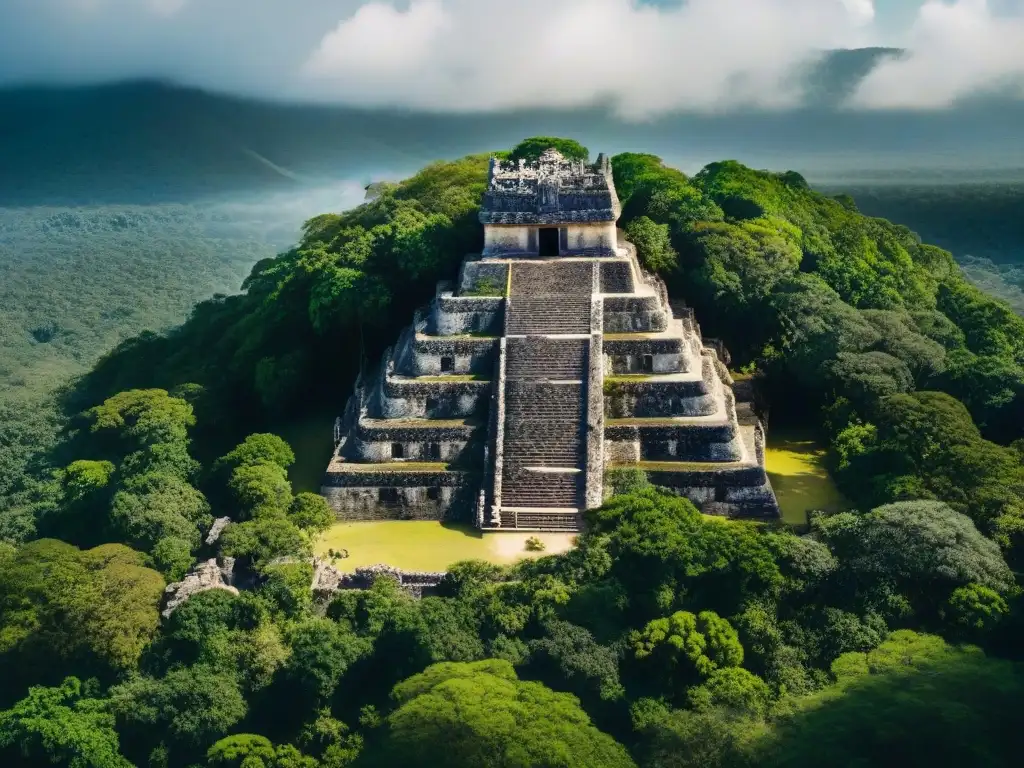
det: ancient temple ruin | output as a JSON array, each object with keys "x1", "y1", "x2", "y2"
[{"x1": 321, "y1": 149, "x2": 779, "y2": 531}]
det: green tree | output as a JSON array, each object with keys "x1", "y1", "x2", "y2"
[
  {"x1": 360, "y1": 659, "x2": 635, "y2": 768},
  {"x1": 625, "y1": 216, "x2": 678, "y2": 273},
  {"x1": 507, "y1": 137, "x2": 589, "y2": 163},
  {"x1": 85, "y1": 389, "x2": 195, "y2": 451},
  {"x1": 290, "y1": 492, "x2": 336, "y2": 535},
  {"x1": 60, "y1": 460, "x2": 115, "y2": 506},
  {"x1": 297, "y1": 709, "x2": 362, "y2": 768},
  {"x1": 636, "y1": 705, "x2": 765, "y2": 768},
  {"x1": 283, "y1": 618, "x2": 370, "y2": 704},
  {"x1": 217, "y1": 434, "x2": 296, "y2": 472},
  {"x1": 151, "y1": 536, "x2": 194, "y2": 581},
  {"x1": 631, "y1": 611, "x2": 743, "y2": 699},
  {"x1": 942, "y1": 583, "x2": 1009, "y2": 638},
  {"x1": 813, "y1": 501, "x2": 1015, "y2": 619},
  {"x1": 686, "y1": 667, "x2": 772, "y2": 718},
  {"x1": 586, "y1": 488, "x2": 782, "y2": 620},
  {"x1": 0, "y1": 677, "x2": 132, "y2": 768},
  {"x1": 220, "y1": 516, "x2": 309, "y2": 570},
  {"x1": 108, "y1": 666, "x2": 247, "y2": 753},
  {"x1": 228, "y1": 462, "x2": 293, "y2": 520},
  {"x1": 0, "y1": 540, "x2": 165, "y2": 681},
  {"x1": 206, "y1": 734, "x2": 276, "y2": 767},
  {"x1": 756, "y1": 631, "x2": 1024, "y2": 767},
  {"x1": 529, "y1": 620, "x2": 624, "y2": 703},
  {"x1": 109, "y1": 472, "x2": 211, "y2": 552},
  {"x1": 206, "y1": 734, "x2": 319, "y2": 768}
]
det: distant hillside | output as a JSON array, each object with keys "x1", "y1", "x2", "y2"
[{"x1": 3, "y1": 48, "x2": 1024, "y2": 205}]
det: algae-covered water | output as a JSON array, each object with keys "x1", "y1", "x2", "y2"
[{"x1": 765, "y1": 433, "x2": 850, "y2": 526}]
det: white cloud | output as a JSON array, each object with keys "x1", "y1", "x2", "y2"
[
  {"x1": 5, "y1": 0, "x2": 1024, "y2": 115},
  {"x1": 300, "y1": 0, "x2": 877, "y2": 118},
  {"x1": 849, "y1": 0, "x2": 1024, "y2": 108},
  {"x1": 842, "y1": 0, "x2": 877, "y2": 25}
]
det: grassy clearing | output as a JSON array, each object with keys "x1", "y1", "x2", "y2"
[
  {"x1": 363, "y1": 418, "x2": 481, "y2": 428},
  {"x1": 315, "y1": 521, "x2": 576, "y2": 572},
  {"x1": 333, "y1": 462, "x2": 451, "y2": 473},
  {"x1": 619, "y1": 460, "x2": 744, "y2": 472},
  {"x1": 765, "y1": 432, "x2": 850, "y2": 526}
]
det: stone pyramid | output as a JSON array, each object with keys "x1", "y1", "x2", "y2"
[{"x1": 322, "y1": 150, "x2": 779, "y2": 531}]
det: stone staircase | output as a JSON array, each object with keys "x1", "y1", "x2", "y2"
[
  {"x1": 506, "y1": 337, "x2": 588, "y2": 380},
  {"x1": 499, "y1": 360, "x2": 587, "y2": 515},
  {"x1": 506, "y1": 295, "x2": 592, "y2": 335},
  {"x1": 492, "y1": 260, "x2": 596, "y2": 528},
  {"x1": 507, "y1": 509, "x2": 581, "y2": 529},
  {"x1": 503, "y1": 382, "x2": 584, "y2": 467},
  {"x1": 511, "y1": 262, "x2": 593, "y2": 296},
  {"x1": 501, "y1": 379, "x2": 585, "y2": 509}
]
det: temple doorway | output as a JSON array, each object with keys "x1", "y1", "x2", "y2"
[{"x1": 538, "y1": 227, "x2": 560, "y2": 257}]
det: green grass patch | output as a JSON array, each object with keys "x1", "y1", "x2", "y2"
[
  {"x1": 603, "y1": 332, "x2": 663, "y2": 340},
  {"x1": 612, "y1": 460, "x2": 738, "y2": 472},
  {"x1": 765, "y1": 431, "x2": 851, "y2": 526},
  {"x1": 365, "y1": 418, "x2": 482, "y2": 429},
  {"x1": 315, "y1": 521, "x2": 576, "y2": 572},
  {"x1": 334, "y1": 462, "x2": 451, "y2": 473},
  {"x1": 604, "y1": 376, "x2": 659, "y2": 391}
]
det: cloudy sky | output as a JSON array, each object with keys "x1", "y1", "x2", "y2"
[{"x1": 0, "y1": 0, "x2": 1022, "y2": 116}]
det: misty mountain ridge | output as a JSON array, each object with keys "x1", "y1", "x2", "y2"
[{"x1": 4, "y1": 47, "x2": 1024, "y2": 205}]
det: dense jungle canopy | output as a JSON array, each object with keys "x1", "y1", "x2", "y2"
[{"x1": 1, "y1": 136, "x2": 1022, "y2": 767}]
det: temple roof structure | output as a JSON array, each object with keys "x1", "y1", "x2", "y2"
[{"x1": 479, "y1": 149, "x2": 620, "y2": 225}]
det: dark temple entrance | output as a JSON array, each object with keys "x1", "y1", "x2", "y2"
[{"x1": 538, "y1": 227, "x2": 560, "y2": 257}]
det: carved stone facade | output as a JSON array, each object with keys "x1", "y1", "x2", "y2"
[
  {"x1": 321, "y1": 150, "x2": 779, "y2": 530},
  {"x1": 480, "y1": 150, "x2": 620, "y2": 257}
]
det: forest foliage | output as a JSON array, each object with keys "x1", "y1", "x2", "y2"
[
  {"x1": 0, "y1": 196, "x2": 336, "y2": 536},
  {"x1": 1, "y1": 137, "x2": 1023, "y2": 767}
]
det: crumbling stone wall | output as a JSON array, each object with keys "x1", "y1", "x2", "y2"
[
  {"x1": 483, "y1": 225, "x2": 535, "y2": 256},
  {"x1": 321, "y1": 477, "x2": 476, "y2": 522},
  {"x1": 434, "y1": 293, "x2": 505, "y2": 336},
  {"x1": 603, "y1": 355, "x2": 718, "y2": 419},
  {"x1": 458, "y1": 260, "x2": 509, "y2": 295},
  {"x1": 603, "y1": 296, "x2": 668, "y2": 333},
  {"x1": 162, "y1": 557, "x2": 238, "y2": 618},
  {"x1": 605, "y1": 335, "x2": 691, "y2": 375},
  {"x1": 563, "y1": 222, "x2": 618, "y2": 256},
  {"x1": 313, "y1": 562, "x2": 447, "y2": 599},
  {"x1": 411, "y1": 336, "x2": 498, "y2": 377}
]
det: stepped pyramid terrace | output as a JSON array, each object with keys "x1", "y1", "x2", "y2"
[{"x1": 321, "y1": 149, "x2": 780, "y2": 531}]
